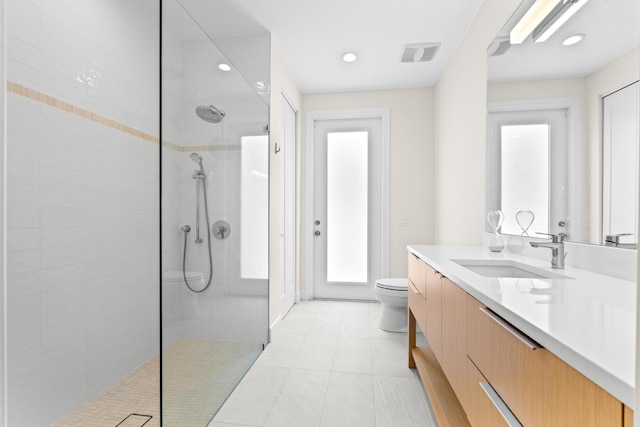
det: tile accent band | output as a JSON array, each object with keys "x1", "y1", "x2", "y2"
[
  {"x1": 7, "y1": 80, "x2": 160, "y2": 144},
  {"x1": 6, "y1": 81, "x2": 241, "y2": 152}
]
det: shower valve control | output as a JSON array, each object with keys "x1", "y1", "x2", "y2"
[
  {"x1": 314, "y1": 231, "x2": 321, "y2": 236},
  {"x1": 315, "y1": 220, "x2": 321, "y2": 225},
  {"x1": 212, "y1": 220, "x2": 231, "y2": 240}
]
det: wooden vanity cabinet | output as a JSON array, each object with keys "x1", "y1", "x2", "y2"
[
  {"x1": 407, "y1": 251, "x2": 631, "y2": 427},
  {"x1": 543, "y1": 352, "x2": 623, "y2": 426},
  {"x1": 467, "y1": 295, "x2": 623, "y2": 426},
  {"x1": 467, "y1": 295, "x2": 546, "y2": 425}
]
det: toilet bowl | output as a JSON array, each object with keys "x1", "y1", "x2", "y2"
[
  {"x1": 162, "y1": 271, "x2": 202, "y2": 320},
  {"x1": 374, "y1": 278, "x2": 408, "y2": 332}
]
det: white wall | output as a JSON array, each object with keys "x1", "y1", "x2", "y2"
[
  {"x1": 433, "y1": 0, "x2": 521, "y2": 245},
  {"x1": 5, "y1": 1, "x2": 159, "y2": 424},
  {"x1": 269, "y1": 40, "x2": 302, "y2": 328},
  {"x1": 301, "y1": 88, "x2": 435, "y2": 290}
]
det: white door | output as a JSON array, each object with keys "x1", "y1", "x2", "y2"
[
  {"x1": 487, "y1": 109, "x2": 569, "y2": 237},
  {"x1": 281, "y1": 94, "x2": 296, "y2": 316},
  {"x1": 312, "y1": 117, "x2": 385, "y2": 300}
]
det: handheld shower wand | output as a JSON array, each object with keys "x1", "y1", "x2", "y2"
[{"x1": 181, "y1": 152, "x2": 214, "y2": 293}]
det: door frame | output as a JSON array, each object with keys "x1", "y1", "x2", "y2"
[
  {"x1": 280, "y1": 93, "x2": 297, "y2": 317},
  {"x1": 304, "y1": 108, "x2": 390, "y2": 300},
  {"x1": 487, "y1": 98, "x2": 582, "y2": 240}
]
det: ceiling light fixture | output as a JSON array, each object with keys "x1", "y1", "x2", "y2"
[
  {"x1": 218, "y1": 63, "x2": 231, "y2": 72},
  {"x1": 533, "y1": 0, "x2": 590, "y2": 43},
  {"x1": 562, "y1": 33, "x2": 585, "y2": 46},
  {"x1": 342, "y1": 52, "x2": 358, "y2": 63},
  {"x1": 510, "y1": 0, "x2": 562, "y2": 44}
]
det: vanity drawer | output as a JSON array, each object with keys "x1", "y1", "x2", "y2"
[
  {"x1": 467, "y1": 295, "x2": 624, "y2": 426},
  {"x1": 408, "y1": 252, "x2": 426, "y2": 295},
  {"x1": 408, "y1": 279, "x2": 427, "y2": 335},
  {"x1": 466, "y1": 356, "x2": 512, "y2": 427},
  {"x1": 467, "y1": 295, "x2": 545, "y2": 425}
]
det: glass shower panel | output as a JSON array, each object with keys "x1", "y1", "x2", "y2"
[
  {"x1": 5, "y1": 0, "x2": 161, "y2": 425},
  {"x1": 161, "y1": 0, "x2": 270, "y2": 425}
]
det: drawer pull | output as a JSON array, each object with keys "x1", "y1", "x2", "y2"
[
  {"x1": 408, "y1": 281, "x2": 419, "y2": 294},
  {"x1": 479, "y1": 307, "x2": 541, "y2": 350},
  {"x1": 479, "y1": 382, "x2": 523, "y2": 427},
  {"x1": 411, "y1": 253, "x2": 420, "y2": 260}
]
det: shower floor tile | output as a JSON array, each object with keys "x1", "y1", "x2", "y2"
[{"x1": 53, "y1": 339, "x2": 261, "y2": 427}]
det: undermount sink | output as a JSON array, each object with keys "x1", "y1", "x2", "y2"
[{"x1": 451, "y1": 259, "x2": 571, "y2": 279}]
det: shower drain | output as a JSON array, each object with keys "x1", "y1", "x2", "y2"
[{"x1": 115, "y1": 413, "x2": 153, "y2": 427}]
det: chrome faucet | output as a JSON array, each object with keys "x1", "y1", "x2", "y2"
[
  {"x1": 529, "y1": 233, "x2": 567, "y2": 269},
  {"x1": 604, "y1": 233, "x2": 633, "y2": 247}
]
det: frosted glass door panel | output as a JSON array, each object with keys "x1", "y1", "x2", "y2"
[
  {"x1": 326, "y1": 131, "x2": 369, "y2": 283},
  {"x1": 500, "y1": 124, "x2": 549, "y2": 235}
]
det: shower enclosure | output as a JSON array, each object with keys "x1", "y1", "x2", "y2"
[
  {"x1": 161, "y1": 0, "x2": 270, "y2": 424},
  {"x1": 1, "y1": 0, "x2": 269, "y2": 425}
]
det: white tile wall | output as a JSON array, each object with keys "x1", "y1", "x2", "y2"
[{"x1": 6, "y1": 0, "x2": 160, "y2": 425}]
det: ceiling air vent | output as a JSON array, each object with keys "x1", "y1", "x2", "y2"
[
  {"x1": 487, "y1": 36, "x2": 511, "y2": 57},
  {"x1": 400, "y1": 42, "x2": 441, "y2": 63}
]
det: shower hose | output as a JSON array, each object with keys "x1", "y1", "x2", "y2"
[{"x1": 182, "y1": 178, "x2": 214, "y2": 293}]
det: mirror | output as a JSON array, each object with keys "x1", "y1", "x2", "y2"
[{"x1": 486, "y1": 0, "x2": 640, "y2": 247}]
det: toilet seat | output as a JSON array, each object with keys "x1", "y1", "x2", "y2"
[{"x1": 375, "y1": 278, "x2": 408, "y2": 291}]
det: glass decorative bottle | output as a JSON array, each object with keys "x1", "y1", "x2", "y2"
[
  {"x1": 515, "y1": 210, "x2": 535, "y2": 236},
  {"x1": 487, "y1": 210, "x2": 505, "y2": 252}
]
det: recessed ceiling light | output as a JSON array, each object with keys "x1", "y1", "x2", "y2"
[
  {"x1": 218, "y1": 63, "x2": 231, "y2": 72},
  {"x1": 562, "y1": 34, "x2": 585, "y2": 46},
  {"x1": 341, "y1": 52, "x2": 358, "y2": 63}
]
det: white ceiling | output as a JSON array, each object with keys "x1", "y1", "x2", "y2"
[
  {"x1": 178, "y1": 0, "x2": 484, "y2": 94},
  {"x1": 176, "y1": 0, "x2": 640, "y2": 94}
]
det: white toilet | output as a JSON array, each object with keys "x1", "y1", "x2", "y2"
[
  {"x1": 162, "y1": 270, "x2": 203, "y2": 320},
  {"x1": 374, "y1": 278, "x2": 409, "y2": 332}
]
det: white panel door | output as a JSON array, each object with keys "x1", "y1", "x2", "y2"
[{"x1": 312, "y1": 117, "x2": 383, "y2": 300}]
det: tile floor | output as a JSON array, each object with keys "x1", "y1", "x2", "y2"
[{"x1": 209, "y1": 300, "x2": 437, "y2": 427}]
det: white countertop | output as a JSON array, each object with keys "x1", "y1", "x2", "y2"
[{"x1": 408, "y1": 245, "x2": 636, "y2": 407}]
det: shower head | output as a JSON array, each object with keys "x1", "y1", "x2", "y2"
[
  {"x1": 190, "y1": 152, "x2": 203, "y2": 164},
  {"x1": 190, "y1": 152, "x2": 205, "y2": 174},
  {"x1": 196, "y1": 105, "x2": 226, "y2": 123}
]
